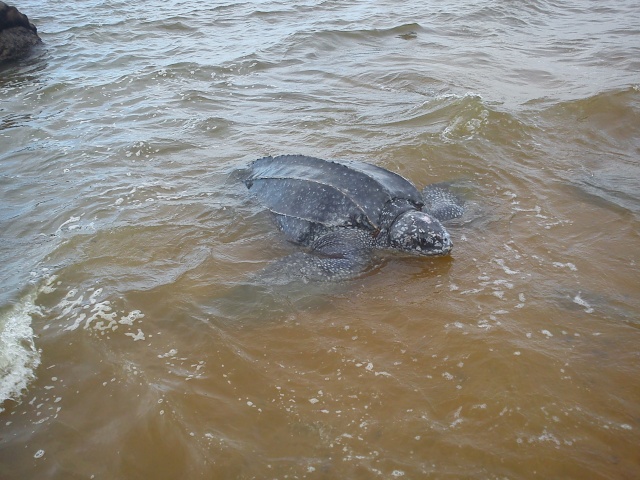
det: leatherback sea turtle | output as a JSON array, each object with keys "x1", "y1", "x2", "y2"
[{"x1": 244, "y1": 155, "x2": 463, "y2": 282}]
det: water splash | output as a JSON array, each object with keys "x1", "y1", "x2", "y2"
[{"x1": 0, "y1": 291, "x2": 41, "y2": 412}]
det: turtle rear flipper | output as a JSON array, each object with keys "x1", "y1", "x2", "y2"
[
  {"x1": 258, "y1": 229, "x2": 374, "y2": 283},
  {"x1": 421, "y1": 184, "x2": 464, "y2": 222}
]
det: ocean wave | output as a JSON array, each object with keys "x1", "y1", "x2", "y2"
[
  {"x1": 0, "y1": 290, "x2": 41, "y2": 412},
  {"x1": 540, "y1": 87, "x2": 640, "y2": 217}
]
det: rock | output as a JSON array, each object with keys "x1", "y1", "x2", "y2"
[{"x1": 0, "y1": 2, "x2": 41, "y2": 63}]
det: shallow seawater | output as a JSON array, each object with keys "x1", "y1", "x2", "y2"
[{"x1": 1, "y1": 1, "x2": 639, "y2": 478}]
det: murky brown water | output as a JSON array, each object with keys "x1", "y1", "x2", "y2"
[{"x1": 1, "y1": 1, "x2": 639, "y2": 478}]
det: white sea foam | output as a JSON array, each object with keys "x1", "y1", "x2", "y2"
[
  {"x1": 0, "y1": 291, "x2": 41, "y2": 412},
  {"x1": 552, "y1": 262, "x2": 577, "y2": 271},
  {"x1": 573, "y1": 292, "x2": 594, "y2": 314}
]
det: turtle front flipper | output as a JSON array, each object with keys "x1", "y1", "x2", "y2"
[
  {"x1": 257, "y1": 229, "x2": 374, "y2": 283},
  {"x1": 421, "y1": 184, "x2": 464, "y2": 222}
]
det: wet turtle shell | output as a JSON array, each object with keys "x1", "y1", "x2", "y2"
[{"x1": 244, "y1": 155, "x2": 424, "y2": 232}]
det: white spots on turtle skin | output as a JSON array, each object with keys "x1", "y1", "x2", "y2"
[
  {"x1": 246, "y1": 156, "x2": 461, "y2": 280},
  {"x1": 422, "y1": 185, "x2": 464, "y2": 221},
  {"x1": 247, "y1": 155, "x2": 419, "y2": 231},
  {"x1": 387, "y1": 211, "x2": 452, "y2": 256},
  {"x1": 259, "y1": 231, "x2": 373, "y2": 283}
]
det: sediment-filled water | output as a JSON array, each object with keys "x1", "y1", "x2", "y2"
[{"x1": 1, "y1": 1, "x2": 639, "y2": 478}]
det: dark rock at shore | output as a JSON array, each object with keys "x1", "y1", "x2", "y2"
[{"x1": 0, "y1": 2, "x2": 42, "y2": 63}]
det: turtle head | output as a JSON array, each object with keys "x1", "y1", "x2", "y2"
[{"x1": 387, "y1": 210, "x2": 453, "y2": 256}]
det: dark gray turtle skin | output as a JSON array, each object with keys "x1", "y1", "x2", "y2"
[{"x1": 244, "y1": 155, "x2": 463, "y2": 282}]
